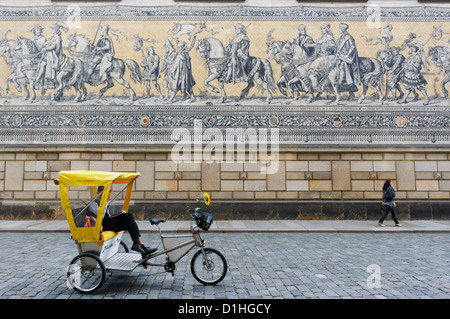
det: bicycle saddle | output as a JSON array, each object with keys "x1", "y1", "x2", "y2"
[{"x1": 150, "y1": 218, "x2": 166, "y2": 225}]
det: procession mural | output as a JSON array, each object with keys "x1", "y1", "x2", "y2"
[{"x1": 0, "y1": 4, "x2": 449, "y2": 146}]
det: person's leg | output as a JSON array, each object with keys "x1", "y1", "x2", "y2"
[
  {"x1": 390, "y1": 206, "x2": 400, "y2": 225},
  {"x1": 103, "y1": 213, "x2": 156, "y2": 255},
  {"x1": 123, "y1": 213, "x2": 157, "y2": 255},
  {"x1": 123, "y1": 213, "x2": 141, "y2": 245},
  {"x1": 379, "y1": 205, "x2": 389, "y2": 224}
]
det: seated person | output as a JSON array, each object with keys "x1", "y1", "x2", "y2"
[{"x1": 88, "y1": 186, "x2": 156, "y2": 256}]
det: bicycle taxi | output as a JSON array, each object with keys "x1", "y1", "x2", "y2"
[{"x1": 58, "y1": 170, "x2": 227, "y2": 294}]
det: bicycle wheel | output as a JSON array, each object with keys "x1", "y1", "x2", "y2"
[
  {"x1": 191, "y1": 248, "x2": 227, "y2": 285},
  {"x1": 67, "y1": 252, "x2": 106, "y2": 294},
  {"x1": 119, "y1": 240, "x2": 129, "y2": 253}
]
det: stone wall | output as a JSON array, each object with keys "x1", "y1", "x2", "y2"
[{"x1": 1, "y1": 147, "x2": 449, "y2": 220}]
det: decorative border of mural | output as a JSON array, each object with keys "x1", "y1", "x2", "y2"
[
  {"x1": 0, "y1": 4, "x2": 449, "y2": 22},
  {"x1": 1, "y1": 103, "x2": 449, "y2": 146}
]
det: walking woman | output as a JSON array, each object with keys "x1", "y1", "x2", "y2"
[{"x1": 379, "y1": 180, "x2": 402, "y2": 227}]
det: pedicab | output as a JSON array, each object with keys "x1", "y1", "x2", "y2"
[{"x1": 58, "y1": 170, "x2": 227, "y2": 294}]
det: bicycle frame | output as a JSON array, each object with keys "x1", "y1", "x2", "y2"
[{"x1": 141, "y1": 223, "x2": 204, "y2": 267}]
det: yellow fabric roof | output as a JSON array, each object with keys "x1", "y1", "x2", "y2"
[{"x1": 58, "y1": 170, "x2": 140, "y2": 187}]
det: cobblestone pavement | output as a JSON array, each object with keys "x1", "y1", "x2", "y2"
[{"x1": 0, "y1": 232, "x2": 449, "y2": 299}]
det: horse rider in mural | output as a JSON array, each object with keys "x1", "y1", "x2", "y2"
[
  {"x1": 28, "y1": 24, "x2": 46, "y2": 52},
  {"x1": 315, "y1": 23, "x2": 336, "y2": 58},
  {"x1": 225, "y1": 23, "x2": 250, "y2": 84},
  {"x1": 33, "y1": 22, "x2": 68, "y2": 90},
  {"x1": 335, "y1": 23, "x2": 361, "y2": 92},
  {"x1": 85, "y1": 24, "x2": 116, "y2": 84},
  {"x1": 293, "y1": 24, "x2": 315, "y2": 57}
]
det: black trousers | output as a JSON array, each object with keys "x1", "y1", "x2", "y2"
[
  {"x1": 102, "y1": 213, "x2": 141, "y2": 245},
  {"x1": 379, "y1": 205, "x2": 399, "y2": 224}
]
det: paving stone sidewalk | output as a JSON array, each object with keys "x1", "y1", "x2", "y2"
[{"x1": 0, "y1": 219, "x2": 449, "y2": 233}]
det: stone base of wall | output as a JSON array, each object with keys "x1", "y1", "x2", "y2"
[
  {"x1": 0, "y1": 200, "x2": 449, "y2": 221},
  {"x1": 1, "y1": 146, "x2": 449, "y2": 220}
]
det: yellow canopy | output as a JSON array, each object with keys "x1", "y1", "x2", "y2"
[
  {"x1": 58, "y1": 170, "x2": 140, "y2": 243},
  {"x1": 58, "y1": 170, "x2": 140, "y2": 187}
]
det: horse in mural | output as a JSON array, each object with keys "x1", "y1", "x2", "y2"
[
  {"x1": 0, "y1": 30, "x2": 22, "y2": 97},
  {"x1": 197, "y1": 37, "x2": 275, "y2": 103},
  {"x1": 428, "y1": 45, "x2": 450, "y2": 98},
  {"x1": 306, "y1": 54, "x2": 385, "y2": 105},
  {"x1": 63, "y1": 33, "x2": 142, "y2": 101},
  {"x1": 266, "y1": 31, "x2": 316, "y2": 102},
  {"x1": 6, "y1": 36, "x2": 40, "y2": 101},
  {"x1": 266, "y1": 31, "x2": 385, "y2": 105}
]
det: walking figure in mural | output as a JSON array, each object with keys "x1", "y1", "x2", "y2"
[
  {"x1": 141, "y1": 46, "x2": 163, "y2": 99},
  {"x1": 335, "y1": 23, "x2": 361, "y2": 95},
  {"x1": 398, "y1": 44, "x2": 430, "y2": 105},
  {"x1": 160, "y1": 39, "x2": 177, "y2": 101},
  {"x1": 164, "y1": 22, "x2": 205, "y2": 103},
  {"x1": 198, "y1": 23, "x2": 275, "y2": 103},
  {"x1": 167, "y1": 40, "x2": 196, "y2": 103},
  {"x1": 377, "y1": 46, "x2": 405, "y2": 100},
  {"x1": 63, "y1": 24, "x2": 142, "y2": 101},
  {"x1": 34, "y1": 22, "x2": 68, "y2": 91}
]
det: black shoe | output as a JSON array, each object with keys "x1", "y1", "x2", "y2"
[
  {"x1": 131, "y1": 243, "x2": 146, "y2": 254},
  {"x1": 140, "y1": 245, "x2": 157, "y2": 256}
]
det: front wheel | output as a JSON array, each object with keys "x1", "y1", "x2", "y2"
[{"x1": 191, "y1": 248, "x2": 227, "y2": 285}]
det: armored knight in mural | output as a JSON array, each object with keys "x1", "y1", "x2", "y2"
[
  {"x1": 225, "y1": 23, "x2": 250, "y2": 84},
  {"x1": 315, "y1": 23, "x2": 335, "y2": 58},
  {"x1": 85, "y1": 24, "x2": 116, "y2": 84},
  {"x1": 141, "y1": 46, "x2": 163, "y2": 99},
  {"x1": 335, "y1": 23, "x2": 361, "y2": 92},
  {"x1": 198, "y1": 23, "x2": 275, "y2": 103},
  {"x1": 34, "y1": 22, "x2": 68, "y2": 90},
  {"x1": 398, "y1": 44, "x2": 430, "y2": 105},
  {"x1": 57, "y1": 24, "x2": 141, "y2": 101}
]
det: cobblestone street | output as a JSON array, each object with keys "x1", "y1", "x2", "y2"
[{"x1": 0, "y1": 232, "x2": 449, "y2": 300}]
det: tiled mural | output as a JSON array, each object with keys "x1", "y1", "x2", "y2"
[{"x1": 0, "y1": 3, "x2": 448, "y2": 146}]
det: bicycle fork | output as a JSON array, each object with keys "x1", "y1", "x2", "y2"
[{"x1": 193, "y1": 231, "x2": 212, "y2": 269}]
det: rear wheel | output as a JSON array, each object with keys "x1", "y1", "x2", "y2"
[
  {"x1": 191, "y1": 248, "x2": 227, "y2": 285},
  {"x1": 67, "y1": 252, "x2": 106, "y2": 294},
  {"x1": 119, "y1": 240, "x2": 129, "y2": 253}
]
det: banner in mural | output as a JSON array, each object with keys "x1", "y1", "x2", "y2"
[{"x1": 0, "y1": 4, "x2": 448, "y2": 146}]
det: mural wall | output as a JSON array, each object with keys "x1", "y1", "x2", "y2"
[{"x1": 0, "y1": 4, "x2": 449, "y2": 146}]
